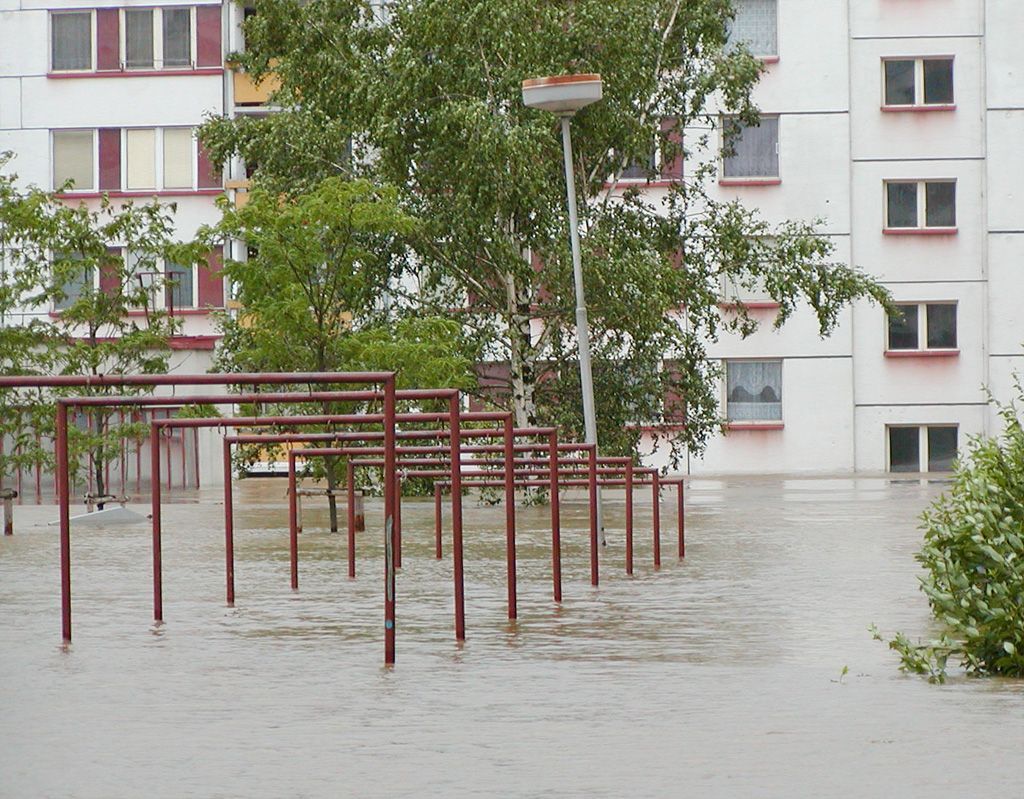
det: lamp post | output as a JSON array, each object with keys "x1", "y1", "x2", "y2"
[{"x1": 522, "y1": 73, "x2": 605, "y2": 544}]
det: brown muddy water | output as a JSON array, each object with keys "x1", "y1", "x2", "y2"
[{"x1": 1, "y1": 476, "x2": 1022, "y2": 798}]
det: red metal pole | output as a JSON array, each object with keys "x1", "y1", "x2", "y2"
[
  {"x1": 434, "y1": 483, "x2": 443, "y2": 560},
  {"x1": 223, "y1": 438, "x2": 235, "y2": 605},
  {"x1": 677, "y1": 480, "x2": 685, "y2": 559},
  {"x1": 588, "y1": 444, "x2": 599, "y2": 587},
  {"x1": 150, "y1": 423, "x2": 163, "y2": 622},
  {"x1": 548, "y1": 431, "x2": 561, "y2": 603},
  {"x1": 449, "y1": 393, "x2": 465, "y2": 641},
  {"x1": 288, "y1": 452, "x2": 299, "y2": 591},
  {"x1": 346, "y1": 461, "x2": 356, "y2": 579},
  {"x1": 394, "y1": 472, "x2": 402, "y2": 569},
  {"x1": 504, "y1": 415, "x2": 517, "y2": 620},
  {"x1": 652, "y1": 472, "x2": 661, "y2": 569},
  {"x1": 383, "y1": 376, "x2": 397, "y2": 664},
  {"x1": 625, "y1": 460, "x2": 634, "y2": 576},
  {"x1": 56, "y1": 403, "x2": 72, "y2": 642}
]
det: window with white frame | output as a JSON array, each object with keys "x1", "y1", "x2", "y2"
[
  {"x1": 726, "y1": 0, "x2": 777, "y2": 57},
  {"x1": 885, "y1": 180, "x2": 956, "y2": 229},
  {"x1": 883, "y1": 58, "x2": 954, "y2": 107},
  {"x1": 51, "y1": 11, "x2": 93, "y2": 71},
  {"x1": 725, "y1": 360, "x2": 782, "y2": 421},
  {"x1": 164, "y1": 262, "x2": 194, "y2": 309},
  {"x1": 123, "y1": 8, "x2": 194, "y2": 70},
  {"x1": 52, "y1": 130, "x2": 95, "y2": 191},
  {"x1": 887, "y1": 302, "x2": 957, "y2": 351},
  {"x1": 126, "y1": 251, "x2": 194, "y2": 310},
  {"x1": 722, "y1": 116, "x2": 779, "y2": 179},
  {"x1": 888, "y1": 425, "x2": 958, "y2": 472},
  {"x1": 125, "y1": 128, "x2": 196, "y2": 191}
]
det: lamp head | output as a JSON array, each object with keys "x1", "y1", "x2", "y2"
[{"x1": 522, "y1": 73, "x2": 602, "y2": 115}]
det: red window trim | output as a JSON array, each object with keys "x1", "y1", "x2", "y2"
[
  {"x1": 604, "y1": 178, "x2": 683, "y2": 190},
  {"x1": 48, "y1": 68, "x2": 224, "y2": 80},
  {"x1": 718, "y1": 301, "x2": 780, "y2": 311},
  {"x1": 884, "y1": 349, "x2": 959, "y2": 358},
  {"x1": 882, "y1": 227, "x2": 957, "y2": 236},
  {"x1": 758, "y1": 55, "x2": 780, "y2": 64},
  {"x1": 626, "y1": 422, "x2": 688, "y2": 432},
  {"x1": 725, "y1": 421, "x2": 785, "y2": 431},
  {"x1": 880, "y1": 104, "x2": 956, "y2": 113},
  {"x1": 56, "y1": 189, "x2": 224, "y2": 199},
  {"x1": 718, "y1": 177, "x2": 782, "y2": 187}
]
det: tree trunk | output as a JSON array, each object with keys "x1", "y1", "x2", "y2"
[
  {"x1": 506, "y1": 272, "x2": 539, "y2": 430},
  {"x1": 325, "y1": 456, "x2": 340, "y2": 533},
  {"x1": 94, "y1": 412, "x2": 106, "y2": 511}
]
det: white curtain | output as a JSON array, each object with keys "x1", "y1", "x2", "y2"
[
  {"x1": 726, "y1": 0, "x2": 777, "y2": 56},
  {"x1": 727, "y1": 361, "x2": 782, "y2": 421},
  {"x1": 52, "y1": 14, "x2": 91, "y2": 70},
  {"x1": 723, "y1": 117, "x2": 778, "y2": 178}
]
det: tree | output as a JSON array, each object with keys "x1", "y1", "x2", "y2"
[
  {"x1": 875, "y1": 379, "x2": 1024, "y2": 683},
  {"x1": 0, "y1": 152, "x2": 203, "y2": 503},
  {"x1": 201, "y1": 0, "x2": 891, "y2": 463},
  {"x1": 203, "y1": 176, "x2": 477, "y2": 527}
]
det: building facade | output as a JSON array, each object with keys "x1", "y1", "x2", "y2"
[
  {"x1": 635, "y1": 0, "x2": 1024, "y2": 475},
  {"x1": 1, "y1": 0, "x2": 1022, "y2": 477}
]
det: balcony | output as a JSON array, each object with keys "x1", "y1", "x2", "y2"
[{"x1": 230, "y1": 59, "x2": 281, "y2": 107}]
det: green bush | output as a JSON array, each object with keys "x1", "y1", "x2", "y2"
[{"x1": 880, "y1": 384, "x2": 1024, "y2": 683}]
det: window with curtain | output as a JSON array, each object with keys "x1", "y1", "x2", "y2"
[
  {"x1": 726, "y1": 0, "x2": 777, "y2": 57},
  {"x1": 52, "y1": 130, "x2": 95, "y2": 191},
  {"x1": 726, "y1": 360, "x2": 782, "y2": 421},
  {"x1": 164, "y1": 263, "x2": 194, "y2": 309},
  {"x1": 125, "y1": 9, "x2": 154, "y2": 68},
  {"x1": 162, "y1": 128, "x2": 194, "y2": 189},
  {"x1": 51, "y1": 12, "x2": 92, "y2": 71},
  {"x1": 162, "y1": 8, "x2": 192, "y2": 67},
  {"x1": 126, "y1": 129, "x2": 157, "y2": 190},
  {"x1": 722, "y1": 116, "x2": 779, "y2": 178}
]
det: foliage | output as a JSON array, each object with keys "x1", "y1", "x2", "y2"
[
  {"x1": 202, "y1": 177, "x2": 478, "y2": 509},
  {"x1": 201, "y1": 0, "x2": 891, "y2": 465},
  {"x1": 0, "y1": 152, "x2": 205, "y2": 497},
  {"x1": 879, "y1": 381, "x2": 1024, "y2": 683}
]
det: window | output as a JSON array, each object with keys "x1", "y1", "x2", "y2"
[
  {"x1": 885, "y1": 180, "x2": 956, "y2": 230},
  {"x1": 51, "y1": 12, "x2": 93, "y2": 71},
  {"x1": 53, "y1": 130, "x2": 95, "y2": 191},
  {"x1": 616, "y1": 119, "x2": 682, "y2": 183},
  {"x1": 883, "y1": 58, "x2": 954, "y2": 107},
  {"x1": 722, "y1": 116, "x2": 779, "y2": 180},
  {"x1": 52, "y1": 255, "x2": 95, "y2": 311},
  {"x1": 887, "y1": 303, "x2": 957, "y2": 351},
  {"x1": 123, "y1": 8, "x2": 194, "y2": 70},
  {"x1": 726, "y1": 0, "x2": 777, "y2": 57},
  {"x1": 726, "y1": 360, "x2": 782, "y2": 421},
  {"x1": 888, "y1": 425, "x2": 958, "y2": 472},
  {"x1": 722, "y1": 273, "x2": 774, "y2": 305},
  {"x1": 125, "y1": 128, "x2": 196, "y2": 191},
  {"x1": 164, "y1": 263, "x2": 194, "y2": 309}
]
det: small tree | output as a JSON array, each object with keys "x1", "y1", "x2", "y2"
[
  {"x1": 0, "y1": 152, "x2": 203, "y2": 502},
  {"x1": 205, "y1": 177, "x2": 477, "y2": 528},
  {"x1": 877, "y1": 379, "x2": 1024, "y2": 682}
]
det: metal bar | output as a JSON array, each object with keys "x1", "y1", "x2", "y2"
[
  {"x1": 677, "y1": 479, "x2": 685, "y2": 559},
  {"x1": 588, "y1": 443, "x2": 599, "y2": 587},
  {"x1": 652, "y1": 473, "x2": 661, "y2": 569},
  {"x1": 223, "y1": 437, "x2": 235, "y2": 605},
  {"x1": 448, "y1": 393, "x2": 465, "y2": 641},
  {"x1": 57, "y1": 403, "x2": 71, "y2": 642},
  {"x1": 383, "y1": 376, "x2": 397, "y2": 665},
  {"x1": 150, "y1": 423, "x2": 163, "y2": 622},
  {"x1": 626, "y1": 460, "x2": 634, "y2": 576},
  {"x1": 504, "y1": 415, "x2": 517, "y2": 620},
  {"x1": 548, "y1": 431, "x2": 561, "y2": 603},
  {"x1": 434, "y1": 483, "x2": 443, "y2": 560},
  {"x1": 346, "y1": 461, "x2": 356, "y2": 579},
  {"x1": 0, "y1": 371, "x2": 395, "y2": 388},
  {"x1": 394, "y1": 472, "x2": 402, "y2": 569},
  {"x1": 288, "y1": 452, "x2": 299, "y2": 591}
]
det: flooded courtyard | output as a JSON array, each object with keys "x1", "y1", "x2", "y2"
[{"x1": 1, "y1": 476, "x2": 1022, "y2": 797}]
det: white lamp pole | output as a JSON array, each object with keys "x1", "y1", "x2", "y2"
[{"x1": 522, "y1": 73, "x2": 605, "y2": 543}]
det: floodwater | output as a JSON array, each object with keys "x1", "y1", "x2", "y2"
[{"x1": 1, "y1": 476, "x2": 1022, "y2": 798}]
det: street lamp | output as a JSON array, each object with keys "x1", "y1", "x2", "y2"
[{"x1": 522, "y1": 73, "x2": 605, "y2": 543}]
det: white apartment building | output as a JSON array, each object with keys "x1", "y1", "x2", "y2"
[
  {"x1": 634, "y1": 0, "x2": 1024, "y2": 476},
  {"x1": 1, "y1": 0, "x2": 1022, "y2": 480}
]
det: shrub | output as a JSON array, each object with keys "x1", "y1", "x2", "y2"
[{"x1": 880, "y1": 383, "x2": 1024, "y2": 683}]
